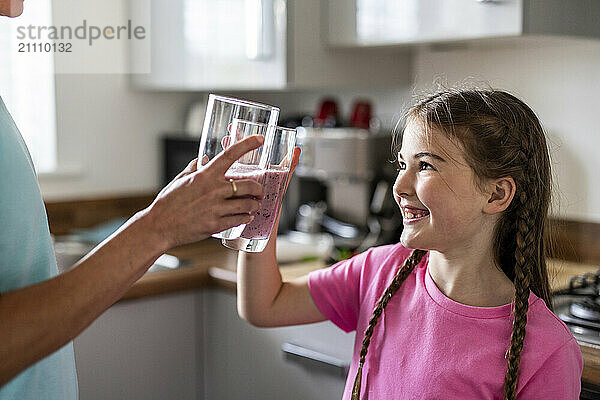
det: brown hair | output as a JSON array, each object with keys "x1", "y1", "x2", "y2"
[{"x1": 351, "y1": 88, "x2": 553, "y2": 400}]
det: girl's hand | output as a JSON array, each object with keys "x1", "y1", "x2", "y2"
[
  {"x1": 286, "y1": 146, "x2": 302, "y2": 188},
  {"x1": 144, "y1": 136, "x2": 266, "y2": 250}
]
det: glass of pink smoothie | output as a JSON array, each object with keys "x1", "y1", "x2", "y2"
[
  {"x1": 222, "y1": 126, "x2": 296, "y2": 252},
  {"x1": 212, "y1": 119, "x2": 275, "y2": 240},
  {"x1": 197, "y1": 94, "x2": 279, "y2": 240}
]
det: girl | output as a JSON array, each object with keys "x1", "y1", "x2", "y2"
[{"x1": 238, "y1": 87, "x2": 583, "y2": 399}]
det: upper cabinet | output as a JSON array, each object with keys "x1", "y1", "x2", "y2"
[
  {"x1": 327, "y1": 0, "x2": 600, "y2": 48},
  {"x1": 131, "y1": 0, "x2": 287, "y2": 90},
  {"x1": 130, "y1": 0, "x2": 411, "y2": 91}
]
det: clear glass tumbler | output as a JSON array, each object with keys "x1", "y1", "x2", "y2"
[
  {"x1": 198, "y1": 94, "x2": 280, "y2": 240},
  {"x1": 222, "y1": 126, "x2": 297, "y2": 252},
  {"x1": 217, "y1": 119, "x2": 274, "y2": 239}
]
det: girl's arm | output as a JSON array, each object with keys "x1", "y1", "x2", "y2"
[{"x1": 237, "y1": 147, "x2": 327, "y2": 327}]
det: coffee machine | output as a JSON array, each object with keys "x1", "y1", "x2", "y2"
[{"x1": 280, "y1": 127, "x2": 403, "y2": 251}]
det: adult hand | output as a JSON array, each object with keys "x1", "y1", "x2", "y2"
[{"x1": 145, "y1": 135, "x2": 266, "y2": 250}]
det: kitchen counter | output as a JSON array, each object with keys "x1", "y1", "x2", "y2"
[
  {"x1": 123, "y1": 239, "x2": 600, "y2": 387},
  {"x1": 121, "y1": 238, "x2": 324, "y2": 301}
]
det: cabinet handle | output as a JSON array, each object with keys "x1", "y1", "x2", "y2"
[{"x1": 281, "y1": 342, "x2": 350, "y2": 377}]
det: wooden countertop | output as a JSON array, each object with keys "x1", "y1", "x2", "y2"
[
  {"x1": 120, "y1": 238, "x2": 324, "y2": 301},
  {"x1": 123, "y1": 239, "x2": 600, "y2": 387}
]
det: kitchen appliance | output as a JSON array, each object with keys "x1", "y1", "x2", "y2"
[
  {"x1": 162, "y1": 135, "x2": 199, "y2": 186},
  {"x1": 553, "y1": 270, "x2": 600, "y2": 399},
  {"x1": 281, "y1": 127, "x2": 402, "y2": 250},
  {"x1": 349, "y1": 100, "x2": 372, "y2": 130},
  {"x1": 554, "y1": 269, "x2": 600, "y2": 346},
  {"x1": 314, "y1": 98, "x2": 340, "y2": 128}
]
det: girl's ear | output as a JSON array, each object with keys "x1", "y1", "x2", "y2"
[{"x1": 483, "y1": 176, "x2": 516, "y2": 215}]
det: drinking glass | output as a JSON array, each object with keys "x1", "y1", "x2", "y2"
[
  {"x1": 198, "y1": 94, "x2": 280, "y2": 240},
  {"x1": 216, "y1": 119, "x2": 274, "y2": 239},
  {"x1": 222, "y1": 126, "x2": 297, "y2": 252}
]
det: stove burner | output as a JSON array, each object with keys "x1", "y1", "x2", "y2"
[
  {"x1": 553, "y1": 268, "x2": 600, "y2": 346},
  {"x1": 570, "y1": 298, "x2": 600, "y2": 321}
]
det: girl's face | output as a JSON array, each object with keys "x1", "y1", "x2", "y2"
[
  {"x1": 0, "y1": 0, "x2": 24, "y2": 17},
  {"x1": 393, "y1": 119, "x2": 492, "y2": 253}
]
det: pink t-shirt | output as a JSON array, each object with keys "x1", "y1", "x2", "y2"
[{"x1": 308, "y1": 243, "x2": 583, "y2": 399}]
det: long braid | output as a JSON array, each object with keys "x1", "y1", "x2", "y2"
[
  {"x1": 351, "y1": 249, "x2": 427, "y2": 400},
  {"x1": 503, "y1": 143, "x2": 538, "y2": 399}
]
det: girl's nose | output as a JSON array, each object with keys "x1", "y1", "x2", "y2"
[{"x1": 393, "y1": 171, "x2": 415, "y2": 198}]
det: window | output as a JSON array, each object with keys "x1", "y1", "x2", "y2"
[{"x1": 0, "y1": 0, "x2": 57, "y2": 173}]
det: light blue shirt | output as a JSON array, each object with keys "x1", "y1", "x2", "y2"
[{"x1": 0, "y1": 97, "x2": 78, "y2": 399}]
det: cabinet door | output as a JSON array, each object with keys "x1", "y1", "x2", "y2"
[
  {"x1": 203, "y1": 289, "x2": 355, "y2": 400},
  {"x1": 328, "y1": 0, "x2": 523, "y2": 47},
  {"x1": 73, "y1": 292, "x2": 202, "y2": 400},
  {"x1": 131, "y1": 0, "x2": 286, "y2": 90}
]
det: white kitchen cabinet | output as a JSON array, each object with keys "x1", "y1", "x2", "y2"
[
  {"x1": 73, "y1": 286, "x2": 356, "y2": 400},
  {"x1": 131, "y1": 0, "x2": 411, "y2": 90},
  {"x1": 131, "y1": 0, "x2": 287, "y2": 90},
  {"x1": 73, "y1": 292, "x2": 203, "y2": 400},
  {"x1": 202, "y1": 288, "x2": 355, "y2": 400},
  {"x1": 327, "y1": 0, "x2": 600, "y2": 48}
]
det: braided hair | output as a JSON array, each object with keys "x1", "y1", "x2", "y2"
[{"x1": 351, "y1": 88, "x2": 553, "y2": 400}]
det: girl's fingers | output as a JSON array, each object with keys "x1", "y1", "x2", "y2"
[
  {"x1": 290, "y1": 146, "x2": 301, "y2": 172},
  {"x1": 284, "y1": 147, "x2": 302, "y2": 189},
  {"x1": 221, "y1": 135, "x2": 232, "y2": 150}
]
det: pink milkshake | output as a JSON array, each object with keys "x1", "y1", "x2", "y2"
[
  {"x1": 239, "y1": 168, "x2": 289, "y2": 239},
  {"x1": 224, "y1": 163, "x2": 263, "y2": 186},
  {"x1": 216, "y1": 163, "x2": 264, "y2": 239}
]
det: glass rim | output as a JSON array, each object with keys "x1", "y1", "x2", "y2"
[
  {"x1": 231, "y1": 119, "x2": 270, "y2": 128},
  {"x1": 209, "y1": 93, "x2": 280, "y2": 112},
  {"x1": 275, "y1": 126, "x2": 297, "y2": 133}
]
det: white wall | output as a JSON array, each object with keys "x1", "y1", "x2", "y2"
[
  {"x1": 39, "y1": 74, "x2": 193, "y2": 200},
  {"x1": 411, "y1": 37, "x2": 600, "y2": 222}
]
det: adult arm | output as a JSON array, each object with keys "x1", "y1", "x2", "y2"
[
  {"x1": 237, "y1": 147, "x2": 327, "y2": 328},
  {"x1": 0, "y1": 136, "x2": 265, "y2": 387}
]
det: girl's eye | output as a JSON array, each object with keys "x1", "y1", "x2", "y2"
[
  {"x1": 396, "y1": 161, "x2": 406, "y2": 171},
  {"x1": 419, "y1": 161, "x2": 436, "y2": 171}
]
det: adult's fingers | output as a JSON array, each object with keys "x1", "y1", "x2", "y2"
[
  {"x1": 157, "y1": 158, "x2": 198, "y2": 197},
  {"x1": 208, "y1": 135, "x2": 264, "y2": 176},
  {"x1": 219, "y1": 178, "x2": 265, "y2": 200},
  {"x1": 217, "y1": 198, "x2": 262, "y2": 216},
  {"x1": 214, "y1": 214, "x2": 255, "y2": 234},
  {"x1": 176, "y1": 158, "x2": 199, "y2": 179}
]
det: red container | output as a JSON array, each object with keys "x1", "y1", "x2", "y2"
[
  {"x1": 350, "y1": 100, "x2": 372, "y2": 130},
  {"x1": 314, "y1": 98, "x2": 339, "y2": 128}
]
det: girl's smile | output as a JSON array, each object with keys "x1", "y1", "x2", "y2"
[{"x1": 400, "y1": 205, "x2": 430, "y2": 223}]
